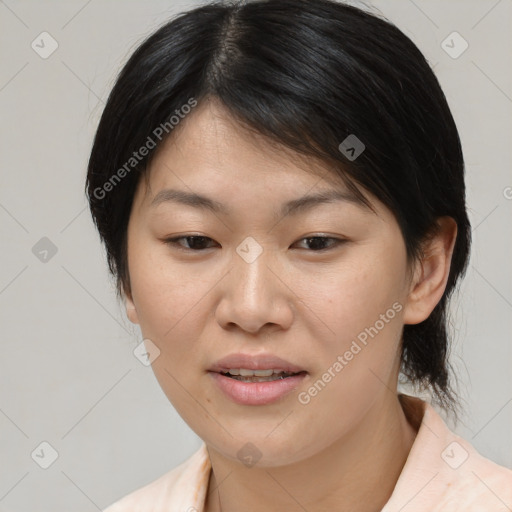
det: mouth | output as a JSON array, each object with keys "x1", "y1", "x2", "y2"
[
  {"x1": 208, "y1": 353, "x2": 308, "y2": 405},
  {"x1": 209, "y1": 352, "x2": 306, "y2": 375},
  {"x1": 219, "y1": 369, "x2": 307, "y2": 383}
]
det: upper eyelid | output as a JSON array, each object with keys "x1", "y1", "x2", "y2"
[
  {"x1": 166, "y1": 234, "x2": 340, "y2": 242},
  {"x1": 165, "y1": 234, "x2": 344, "y2": 250}
]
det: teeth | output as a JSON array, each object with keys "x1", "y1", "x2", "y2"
[
  {"x1": 229, "y1": 369, "x2": 285, "y2": 377},
  {"x1": 222, "y1": 369, "x2": 300, "y2": 382},
  {"x1": 234, "y1": 374, "x2": 286, "y2": 382}
]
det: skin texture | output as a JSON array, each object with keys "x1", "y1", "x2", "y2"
[{"x1": 124, "y1": 98, "x2": 457, "y2": 512}]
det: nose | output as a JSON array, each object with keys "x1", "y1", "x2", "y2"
[{"x1": 214, "y1": 244, "x2": 294, "y2": 336}]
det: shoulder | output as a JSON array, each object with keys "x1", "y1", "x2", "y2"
[
  {"x1": 438, "y1": 436, "x2": 512, "y2": 511},
  {"x1": 103, "y1": 443, "x2": 211, "y2": 512},
  {"x1": 384, "y1": 395, "x2": 512, "y2": 512}
]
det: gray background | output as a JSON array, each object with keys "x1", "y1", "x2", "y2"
[{"x1": 0, "y1": 0, "x2": 511, "y2": 510}]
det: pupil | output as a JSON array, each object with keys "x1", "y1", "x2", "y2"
[
  {"x1": 188, "y1": 236, "x2": 208, "y2": 249},
  {"x1": 308, "y1": 237, "x2": 327, "y2": 250}
]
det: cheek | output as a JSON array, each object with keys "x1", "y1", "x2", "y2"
[
  {"x1": 288, "y1": 264, "x2": 406, "y2": 455},
  {"x1": 128, "y1": 239, "x2": 210, "y2": 341},
  {"x1": 298, "y1": 247, "x2": 407, "y2": 346},
  {"x1": 127, "y1": 247, "x2": 214, "y2": 421},
  {"x1": 294, "y1": 244, "x2": 407, "y2": 408}
]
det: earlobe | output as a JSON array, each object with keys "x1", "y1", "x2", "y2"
[
  {"x1": 402, "y1": 217, "x2": 458, "y2": 325},
  {"x1": 124, "y1": 287, "x2": 140, "y2": 325}
]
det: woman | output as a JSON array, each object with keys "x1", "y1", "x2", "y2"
[{"x1": 86, "y1": 0, "x2": 512, "y2": 510}]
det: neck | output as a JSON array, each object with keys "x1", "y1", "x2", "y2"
[{"x1": 204, "y1": 393, "x2": 418, "y2": 512}]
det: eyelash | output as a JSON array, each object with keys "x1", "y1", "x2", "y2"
[{"x1": 163, "y1": 235, "x2": 346, "y2": 252}]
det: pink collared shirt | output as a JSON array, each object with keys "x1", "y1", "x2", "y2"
[{"x1": 103, "y1": 395, "x2": 512, "y2": 511}]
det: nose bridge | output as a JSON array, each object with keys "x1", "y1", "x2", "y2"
[
  {"x1": 233, "y1": 235, "x2": 275, "y2": 304},
  {"x1": 215, "y1": 235, "x2": 292, "y2": 333}
]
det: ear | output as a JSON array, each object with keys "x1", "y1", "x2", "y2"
[
  {"x1": 402, "y1": 217, "x2": 458, "y2": 325},
  {"x1": 123, "y1": 284, "x2": 140, "y2": 325}
]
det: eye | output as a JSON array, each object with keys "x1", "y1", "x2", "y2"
[
  {"x1": 164, "y1": 235, "x2": 218, "y2": 251},
  {"x1": 292, "y1": 236, "x2": 345, "y2": 251},
  {"x1": 163, "y1": 235, "x2": 346, "y2": 252}
]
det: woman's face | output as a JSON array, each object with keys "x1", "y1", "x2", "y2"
[{"x1": 125, "y1": 99, "x2": 417, "y2": 466}]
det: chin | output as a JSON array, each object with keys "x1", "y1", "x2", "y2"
[{"x1": 204, "y1": 430, "x2": 321, "y2": 468}]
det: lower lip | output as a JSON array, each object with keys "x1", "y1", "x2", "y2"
[{"x1": 209, "y1": 372, "x2": 307, "y2": 405}]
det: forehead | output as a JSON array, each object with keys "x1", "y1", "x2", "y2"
[{"x1": 143, "y1": 98, "x2": 353, "y2": 198}]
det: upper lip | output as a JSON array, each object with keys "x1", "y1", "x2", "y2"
[{"x1": 209, "y1": 353, "x2": 306, "y2": 374}]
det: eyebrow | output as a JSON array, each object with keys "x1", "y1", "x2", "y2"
[{"x1": 149, "y1": 187, "x2": 368, "y2": 217}]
